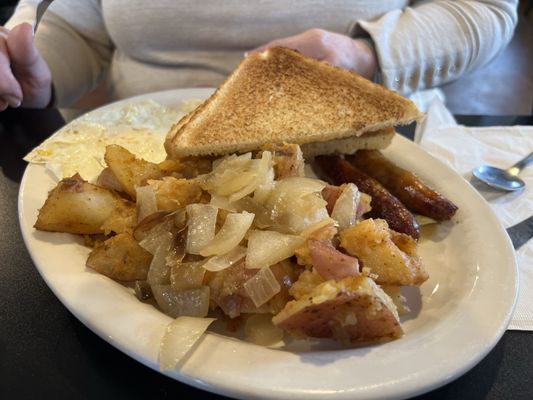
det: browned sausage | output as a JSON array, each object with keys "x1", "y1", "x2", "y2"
[
  {"x1": 346, "y1": 150, "x2": 458, "y2": 221},
  {"x1": 315, "y1": 155, "x2": 420, "y2": 240}
]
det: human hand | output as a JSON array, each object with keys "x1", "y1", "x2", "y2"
[
  {"x1": 249, "y1": 29, "x2": 376, "y2": 79},
  {"x1": 0, "y1": 23, "x2": 52, "y2": 111}
]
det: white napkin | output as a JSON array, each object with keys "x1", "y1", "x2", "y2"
[{"x1": 416, "y1": 94, "x2": 533, "y2": 330}]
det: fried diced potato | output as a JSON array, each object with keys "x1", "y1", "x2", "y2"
[
  {"x1": 104, "y1": 144, "x2": 162, "y2": 199},
  {"x1": 35, "y1": 174, "x2": 134, "y2": 235},
  {"x1": 86, "y1": 232, "x2": 153, "y2": 281},
  {"x1": 100, "y1": 198, "x2": 137, "y2": 235},
  {"x1": 339, "y1": 218, "x2": 427, "y2": 286},
  {"x1": 96, "y1": 167, "x2": 126, "y2": 193},
  {"x1": 157, "y1": 159, "x2": 184, "y2": 175},
  {"x1": 176, "y1": 156, "x2": 213, "y2": 178},
  {"x1": 147, "y1": 176, "x2": 203, "y2": 211},
  {"x1": 273, "y1": 273, "x2": 403, "y2": 342}
]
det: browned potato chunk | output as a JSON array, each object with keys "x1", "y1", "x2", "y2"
[
  {"x1": 96, "y1": 167, "x2": 126, "y2": 193},
  {"x1": 273, "y1": 272, "x2": 402, "y2": 342},
  {"x1": 339, "y1": 219, "x2": 428, "y2": 286},
  {"x1": 261, "y1": 142, "x2": 304, "y2": 179},
  {"x1": 157, "y1": 159, "x2": 184, "y2": 175},
  {"x1": 100, "y1": 198, "x2": 137, "y2": 235},
  {"x1": 86, "y1": 232, "x2": 152, "y2": 281},
  {"x1": 35, "y1": 174, "x2": 133, "y2": 235},
  {"x1": 147, "y1": 176, "x2": 203, "y2": 211},
  {"x1": 104, "y1": 145, "x2": 162, "y2": 199}
]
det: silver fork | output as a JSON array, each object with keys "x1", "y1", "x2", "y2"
[{"x1": 36, "y1": 1, "x2": 53, "y2": 29}]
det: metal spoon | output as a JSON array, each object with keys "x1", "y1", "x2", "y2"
[{"x1": 473, "y1": 151, "x2": 533, "y2": 191}]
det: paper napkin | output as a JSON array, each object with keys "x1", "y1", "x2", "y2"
[{"x1": 417, "y1": 94, "x2": 533, "y2": 330}]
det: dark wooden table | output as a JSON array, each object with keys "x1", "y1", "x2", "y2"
[{"x1": 1, "y1": 108, "x2": 532, "y2": 399}]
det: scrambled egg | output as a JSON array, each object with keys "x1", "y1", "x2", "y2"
[{"x1": 24, "y1": 99, "x2": 201, "y2": 182}]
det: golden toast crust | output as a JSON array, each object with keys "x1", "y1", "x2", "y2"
[{"x1": 165, "y1": 47, "x2": 421, "y2": 158}]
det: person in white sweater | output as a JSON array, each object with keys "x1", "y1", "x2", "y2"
[{"x1": 0, "y1": 0, "x2": 518, "y2": 111}]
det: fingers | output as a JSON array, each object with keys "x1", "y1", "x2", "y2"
[
  {"x1": 7, "y1": 23, "x2": 39, "y2": 68},
  {"x1": 247, "y1": 29, "x2": 330, "y2": 61},
  {"x1": 6, "y1": 23, "x2": 52, "y2": 108},
  {"x1": 247, "y1": 40, "x2": 282, "y2": 56},
  {"x1": 247, "y1": 29, "x2": 376, "y2": 78},
  {"x1": 0, "y1": 31, "x2": 24, "y2": 107}
]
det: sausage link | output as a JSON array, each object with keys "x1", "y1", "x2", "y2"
[
  {"x1": 346, "y1": 150, "x2": 458, "y2": 221},
  {"x1": 315, "y1": 155, "x2": 420, "y2": 240}
]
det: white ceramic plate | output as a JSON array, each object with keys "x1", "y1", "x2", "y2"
[{"x1": 18, "y1": 89, "x2": 518, "y2": 400}]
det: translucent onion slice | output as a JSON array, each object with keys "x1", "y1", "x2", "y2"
[
  {"x1": 200, "y1": 153, "x2": 254, "y2": 196},
  {"x1": 265, "y1": 177, "x2": 328, "y2": 232},
  {"x1": 147, "y1": 234, "x2": 173, "y2": 286},
  {"x1": 232, "y1": 197, "x2": 271, "y2": 229},
  {"x1": 244, "y1": 314, "x2": 284, "y2": 346},
  {"x1": 282, "y1": 193, "x2": 329, "y2": 233},
  {"x1": 159, "y1": 316, "x2": 215, "y2": 371},
  {"x1": 200, "y1": 211, "x2": 255, "y2": 256},
  {"x1": 138, "y1": 218, "x2": 174, "y2": 254},
  {"x1": 243, "y1": 266, "x2": 281, "y2": 307},
  {"x1": 266, "y1": 176, "x2": 327, "y2": 210},
  {"x1": 331, "y1": 183, "x2": 360, "y2": 230},
  {"x1": 185, "y1": 204, "x2": 218, "y2": 255},
  {"x1": 246, "y1": 230, "x2": 304, "y2": 269},
  {"x1": 203, "y1": 246, "x2": 247, "y2": 272},
  {"x1": 152, "y1": 285, "x2": 210, "y2": 318},
  {"x1": 165, "y1": 227, "x2": 187, "y2": 268},
  {"x1": 134, "y1": 211, "x2": 172, "y2": 242},
  {"x1": 170, "y1": 260, "x2": 207, "y2": 291},
  {"x1": 136, "y1": 185, "x2": 158, "y2": 223},
  {"x1": 212, "y1": 152, "x2": 251, "y2": 173},
  {"x1": 199, "y1": 152, "x2": 274, "y2": 202},
  {"x1": 253, "y1": 164, "x2": 275, "y2": 204},
  {"x1": 227, "y1": 151, "x2": 272, "y2": 202},
  {"x1": 209, "y1": 194, "x2": 237, "y2": 212},
  {"x1": 174, "y1": 208, "x2": 187, "y2": 229}
]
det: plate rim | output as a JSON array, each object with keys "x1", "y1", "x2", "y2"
[{"x1": 18, "y1": 88, "x2": 519, "y2": 400}]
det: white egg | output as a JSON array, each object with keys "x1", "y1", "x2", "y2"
[{"x1": 24, "y1": 99, "x2": 201, "y2": 182}]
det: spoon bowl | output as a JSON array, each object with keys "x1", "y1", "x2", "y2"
[
  {"x1": 472, "y1": 165, "x2": 525, "y2": 191},
  {"x1": 472, "y1": 151, "x2": 533, "y2": 191}
]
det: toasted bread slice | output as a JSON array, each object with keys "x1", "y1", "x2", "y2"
[
  {"x1": 301, "y1": 128, "x2": 395, "y2": 158},
  {"x1": 165, "y1": 47, "x2": 421, "y2": 158}
]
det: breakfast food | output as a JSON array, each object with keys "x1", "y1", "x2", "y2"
[
  {"x1": 164, "y1": 47, "x2": 422, "y2": 159},
  {"x1": 23, "y1": 99, "x2": 203, "y2": 181},
  {"x1": 315, "y1": 155, "x2": 421, "y2": 239},
  {"x1": 31, "y1": 48, "x2": 459, "y2": 364},
  {"x1": 346, "y1": 150, "x2": 458, "y2": 221},
  {"x1": 35, "y1": 143, "x2": 424, "y2": 345}
]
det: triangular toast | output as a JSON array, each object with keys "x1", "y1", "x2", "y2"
[{"x1": 165, "y1": 47, "x2": 422, "y2": 158}]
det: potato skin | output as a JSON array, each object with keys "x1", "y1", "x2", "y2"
[
  {"x1": 273, "y1": 274, "x2": 403, "y2": 342},
  {"x1": 35, "y1": 174, "x2": 129, "y2": 235},
  {"x1": 86, "y1": 233, "x2": 152, "y2": 281}
]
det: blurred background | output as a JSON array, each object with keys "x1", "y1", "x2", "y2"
[{"x1": 1, "y1": 0, "x2": 531, "y2": 115}]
